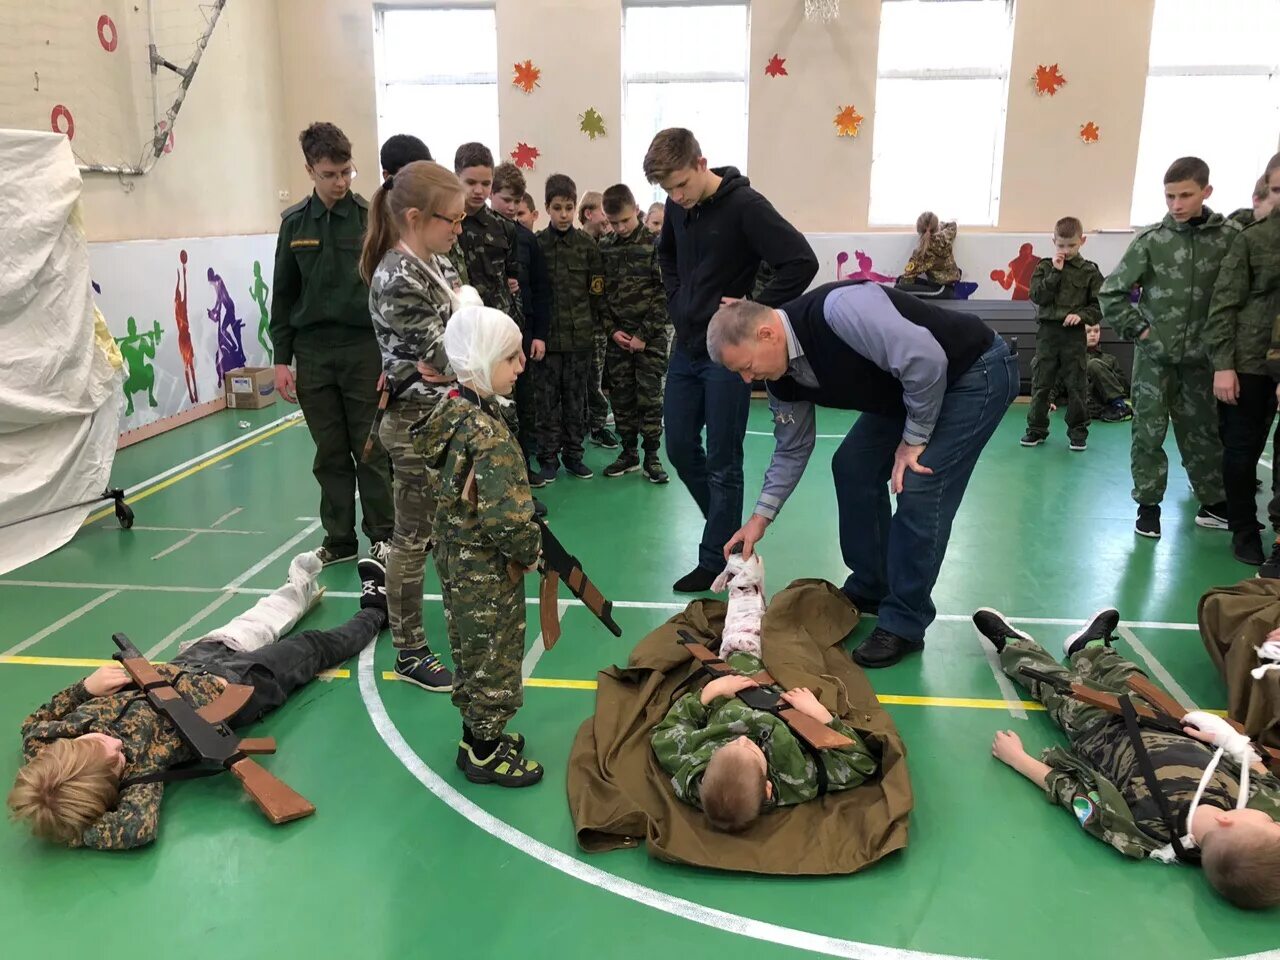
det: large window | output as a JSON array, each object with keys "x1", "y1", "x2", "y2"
[
  {"x1": 1130, "y1": 0, "x2": 1280, "y2": 225},
  {"x1": 622, "y1": 1, "x2": 749, "y2": 206},
  {"x1": 869, "y1": 0, "x2": 1015, "y2": 226},
  {"x1": 372, "y1": 6, "x2": 499, "y2": 174}
]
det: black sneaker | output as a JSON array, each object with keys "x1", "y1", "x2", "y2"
[
  {"x1": 1233, "y1": 529, "x2": 1265, "y2": 566},
  {"x1": 394, "y1": 649, "x2": 454, "y2": 692},
  {"x1": 642, "y1": 453, "x2": 669, "y2": 484},
  {"x1": 533, "y1": 498, "x2": 548, "y2": 519},
  {"x1": 673, "y1": 566, "x2": 718, "y2": 593},
  {"x1": 1020, "y1": 432, "x2": 1045, "y2": 447},
  {"x1": 852, "y1": 627, "x2": 924, "y2": 668},
  {"x1": 603, "y1": 449, "x2": 640, "y2": 478},
  {"x1": 314, "y1": 545, "x2": 357, "y2": 566},
  {"x1": 563, "y1": 459, "x2": 593, "y2": 479},
  {"x1": 357, "y1": 558, "x2": 388, "y2": 617},
  {"x1": 527, "y1": 461, "x2": 546, "y2": 489},
  {"x1": 534, "y1": 459, "x2": 558, "y2": 485},
  {"x1": 1135, "y1": 504, "x2": 1161, "y2": 539},
  {"x1": 456, "y1": 732, "x2": 526, "y2": 771},
  {"x1": 462, "y1": 740, "x2": 544, "y2": 787},
  {"x1": 1100, "y1": 401, "x2": 1133, "y2": 423},
  {"x1": 1063, "y1": 608, "x2": 1119, "y2": 658},
  {"x1": 1260, "y1": 539, "x2": 1280, "y2": 579},
  {"x1": 971, "y1": 608, "x2": 1032, "y2": 653},
  {"x1": 1068, "y1": 438, "x2": 1087, "y2": 452},
  {"x1": 1195, "y1": 502, "x2": 1229, "y2": 530},
  {"x1": 589, "y1": 428, "x2": 620, "y2": 449}
]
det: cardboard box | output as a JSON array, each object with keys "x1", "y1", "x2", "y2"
[{"x1": 224, "y1": 367, "x2": 277, "y2": 409}]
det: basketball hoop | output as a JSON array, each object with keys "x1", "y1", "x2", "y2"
[{"x1": 804, "y1": 0, "x2": 840, "y2": 22}]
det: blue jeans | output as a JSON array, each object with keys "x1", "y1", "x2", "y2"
[
  {"x1": 834, "y1": 337, "x2": 1018, "y2": 642},
  {"x1": 663, "y1": 343, "x2": 752, "y2": 572}
]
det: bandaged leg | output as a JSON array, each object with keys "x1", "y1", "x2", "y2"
[{"x1": 183, "y1": 552, "x2": 323, "y2": 653}]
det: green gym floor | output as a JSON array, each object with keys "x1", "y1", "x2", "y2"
[{"x1": 2, "y1": 401, "x2": 1277, "y2": 960}]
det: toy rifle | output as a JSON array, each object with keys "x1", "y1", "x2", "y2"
[
  {"x1": 362, "y1": 370, "x2": 425, "y2": 463},
  {"x1": 112, "y1": 633, "x2": 316, "y2": 824},
  {"x1": 676, "y1": 630, "x2": 855, "y2": 751}
]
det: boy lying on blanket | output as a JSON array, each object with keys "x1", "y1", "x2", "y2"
[{"x1": 974, "y1": 606, "x2": 1280, "y2": 910}]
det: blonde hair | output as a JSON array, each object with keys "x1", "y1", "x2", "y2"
[
  {"x1": 1201, "y1": 828, "x2": 1280, "y2": 910},
  {"x1": 579, "y1": 191, "x2": 603, "y2": 224},
  {"x1": 912, "y1": 211, "x2": 941, "y2": 261},
  {"x1": 359, "y1": 160, "x2": 463, "y2": 284},
  {"x1": 700, "y1": 745, "x2": 768, "y2": 833},
  {"x1": 8, "y1": 739, "x2": 119, "y2": 845}
]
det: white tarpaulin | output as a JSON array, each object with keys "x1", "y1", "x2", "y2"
[{"x1": 0, "y1": 129, "x2": 123, "y2": 576}]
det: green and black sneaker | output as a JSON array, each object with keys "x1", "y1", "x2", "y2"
[
  {"x1": 455, "y1": 732, "x2": 526, "y2": 772},
  {"x1": 462, "y1": 740, "x2": 543, "y2": 788}
]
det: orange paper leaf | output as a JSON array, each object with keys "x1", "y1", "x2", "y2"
[
  {"x1": 764, "y1": 54, "x2": 788, "y2": 78},
  {"x1": 1033, "y1": 63, "x2": 1067, "y2": 96},
  {"x1": 513, "y1": 60, "x2": 541, "y2": 94},
  {"x1": 834, "y1": 104, "x2": 864, "y2": 138},
  {"x1": 510, "y1": 142, "x2": 540, "y2": 170},
  {"x1": 1080, "y1": 121, "x2": 1100, "y2": 143}
]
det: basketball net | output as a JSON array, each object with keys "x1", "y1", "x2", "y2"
[{"x1": 804, "y1": 0, "x2": 840, "y2": 22}]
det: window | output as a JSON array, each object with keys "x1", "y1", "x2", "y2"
[
  {"x1": 372, "y1": 6, "x2": 499, "y2": 174},
  {"x1": 1130, "y1": 0, "x2": 1280, "y2": 225},
  {"x1": 622, "y1": 2, "x2": 749, "y2": 206},
  {"x1": 869, "y1": 0, "x2": 1015, "y2": 226}
]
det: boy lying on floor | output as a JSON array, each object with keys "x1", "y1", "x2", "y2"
[
  {"x1": 973, "y1": 607, "x2": 1280, "y2": 910},
  {"x1": 7, "y1": 554, "x2": 387, "y2": 850}
]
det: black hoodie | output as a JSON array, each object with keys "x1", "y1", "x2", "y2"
[{"x1": 657, "y1": 166, "x2": 818, "y2": 359}]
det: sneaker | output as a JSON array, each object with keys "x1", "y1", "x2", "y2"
[
  {"x1": 393, "y1": 649, "x2": 454, "y2": 692},
  {"x1": 462, "y1": 740, "x2": 543, "y2": 787},
  {"x1": 357, "y1": 558, "x2": 387, "y2": 616},
  {"x1": 455, "y1": 732, "x2": 526, "y2": 771},
  {"x1": 1020, "y1": 432, "x2": 1045, "y2": 447},
  {"x1": 1063, "y1": 608, "x2": 1119, "y2": 658},
  {"x1": 603, "y1": 449, "x2": 641, "y2": 478},
  {"x1": 533, "y1": 498, "x2": 548, "y2": 519},
  {"x1": 589, "y1": 427, "x2": 620, "y2": 449},
  {"x1": 1260, "y1": 539, "x2": 1280, "y2": 579},
  {"x1": 1232, "y1": 529, "x2": 1265, "y2": 566},
  {"x1": 1068, "y1": 438, "x2": 1087, "y2": 452},
  {"x1": 1195, "y1": 502, "x2": 1229, "y2": 530},
  {"x1": 851, "y1": 626, "x2": 924, "y2": 668},
  {"x1": 642, "y1": 453, "x2": 669, "y2": 484},
  {"x1": 1135, "y1": 504, "x2": 1161, "y2": 539},
  {"x1": 534, "y1": 459, "x2": 558, "y2": 485},
  {"x1": 1100, "y1": 400, "x2": 1133, "y2": 423},
  {"x1": 673, "y1": 566, "x2": 718, "y2": 593},
  {"x1": 971, "y1": 608, "x2": 1032, "y2": 653},
  {"x1": 369, "y1": 539, "x2": 391, "y2": 564},
  {"x1": 527, "y1": 461, "x2": 546, "y2": 489},
  {"x1": 313, "y1": 545, "x2": 357, "y2": 566},
  {"x1": 563, "y1": 459, "x2": 594, "y2": 479}
]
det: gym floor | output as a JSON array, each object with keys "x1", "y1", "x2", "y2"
[{"x1": 1, "y1": 401, "x2": 1275, "y2": 960}]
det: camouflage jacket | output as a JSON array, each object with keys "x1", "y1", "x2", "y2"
[
  {"x1": 414, "y1": 392, "x2": 540, "y2": 567},
  {"x1": 1099, "y1": 209, "x2": 1240, "y2": 364},
  {"x1": 1228, "y1": 207, "x2": 1256, "y2": 228},
  {"x1": 599, "y1": 225, "x2": 669, "y2": 345},
  {"x1": 20, "y1": 668, "x2": 226, "y2": 850},
  {"x1": 452, "y1": 206, "x2": 521, "y2": 322},
  {"x1": 1028, "y1": 255, "x2": 1103, "y2": 326},
  {"x1": 1048, "y1": 346, "x2": 1128, "y2": 408},
  {"x1": 537, "y1": 226, "x2": 605, "y2": 353},
  {"x1": 369, "y1": 248, "x2": 459, "y2": 399},
  {"x1": 1207, "y1": 214, "x2": 1280, "y2": 375},
  {"x1": 900, "y1": 221, "x2": 962, "y2": 285},
  {"x1": 650, "y1": 652, "x2": 878, "y2": 808}
]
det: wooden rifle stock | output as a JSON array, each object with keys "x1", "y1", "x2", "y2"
[
  {"x1": 229, "y1": 757, "x2": 316, "y2": 824},
  {"x1": 539, "y1": 570, "x2": 562, "y2": 650},
  {"x1": 196, "y1": 683, "x2": 254, "y2": 724},
  {"x1": 361, "y1": 389, "x2": 390, "y2": 463}
]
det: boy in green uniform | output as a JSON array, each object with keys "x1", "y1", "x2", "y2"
[
  {"x1": 1048, "y1": 324, "x2": 1133, "y2": 422},
  {"x1": 578, "y1": 190, "x2": 619, "y2": 449},
  {"x1": 270, "y1": 122, "x2": 393, "y2": 565}
]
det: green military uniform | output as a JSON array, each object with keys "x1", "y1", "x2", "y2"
[
  {"x1": 999, "y1": 637, "x2": 1280, "y2": 859},
  {"x1": 651, "y1": 651, "x2": 878, "y2": 808},
  {"x1": 414, "y1": 392, "x2": 540, "y2": 741},
  {"x1": 535, "y1": 226, "x2": 604, "y2": 468},
  {"x1": 271, "y1": 190, "x2": 393, "y2": 553},
  {"x1": 1049, "y1": 345, "x2": 1130, "y2": 420},
  {"x1": 1228, "y1": 207, "x2": 1257, "y2": 228},
  {"x1": 369, "y1": 247, "x2": 459, "y2": 650},
  {"x1": 1025, "y1": 256, "x2": 1103, "y2": 443},
  {"x1": 584, "y1": 227, "x2": 612, "y2": 437},
  {"x1": 600, "y1": 226, "x2": 669, "y2": 455},
  {"x1": 1099, "y1": 209, "x2": 1240, "y2": 507}
]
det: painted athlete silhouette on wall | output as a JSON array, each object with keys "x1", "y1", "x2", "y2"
[
  {"x1": 206, "y1": 266, "x2": 247, "y2": 383},
  {"x1": 114, "y1": 316, "x2": 162, "y2": 416},
  {"x1": 250, "y1": 260, "x2": 272, "y2": 363},
  {"x1": 175, "y1": 250, "x2": 198, "y2": 402},
  {"x1": 990, "y1": 243, "x2": 1040, "y2": 300},
  {"x1": 836, "y1": 249, "x2": 896, "y2": 283}
]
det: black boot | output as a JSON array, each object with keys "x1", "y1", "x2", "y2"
[
  {"x1": 1233, "y1": 529, "x2": 1265, "y2": 566},
  {"x1": 851, "y1": 627, "x2": 924, "y2": 668}
]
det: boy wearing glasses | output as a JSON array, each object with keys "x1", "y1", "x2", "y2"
[{"x1": 270, "y1": 122, "x2": 394, "y2": 566}]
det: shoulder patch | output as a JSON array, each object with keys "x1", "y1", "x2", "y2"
[
  {"x1": 1072, "y1": 791, "x2": 1100, "y2": 826},
  {"x1": 280, "y1": 196, "x2": 310, "y2": 220},
  {"x1": 590, "y1": 275, "x2": 605, "y2": 295}
]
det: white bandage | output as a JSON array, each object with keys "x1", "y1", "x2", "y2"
[
  {"x1": 1251, "y1": 639, "x2": 1280, "y2": 680},
  {"x1": 443, "y1": 301, "x2": 523, "y2": 406}
]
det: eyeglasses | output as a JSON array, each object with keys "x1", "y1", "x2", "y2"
[
  {"x1": 312, "y1": 166, "x2": 357, "y2": 184},
  {"x1": 433, "y1": 212, "x2": 466, "y2": 227}
]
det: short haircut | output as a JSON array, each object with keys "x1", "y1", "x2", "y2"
[
  {"x1": 545, "y1": 173, "x2": 577, "y2": 207},
  {"x1": 454, "y1": 142, "x2": 494, "y2": 174},
  {"x1": 520, "y1": 192, "x2": 537, "y2": 212},
  {"x1": 299, "y1": 122, "x2": 352, "y2": 166},
  {"x1": 579, "y1": 190, "x2": 603, "y2": 223},
  {"x1": 492, "y1": 161, "x2": 526, "y2": 197},
  {"x1": 648, "y1": 202, "x2": 664, "y2": 216},
  {"x1": 1164, "y1": 156, "x2": 1210, "y2": 187},
  {"x1": 1266, "y1": 151, "x2": 1280, "y2": 182},
  {"x1": 602, "y1": 184, "x2": 637, "y2": 216},
  {"x1": 700, "y1": 746, "x2": 768, "y2": 833},
  {"x1": 1253, "y1": 175, "x2": 1270, "y2": 201},
  {"x1": 707, "y1": 299, "x2": 773, "y2": 364},
  {"x1": 7, "y1": 739, "x2": 120, "y2": 845},
  {"x1": 1055, "y1": 216, "x2": 1084, "y2": 239},
  {"x1": 643, "y1": 127, "x2": 702, "y2": 184},
  {"x1": 380, "y1": 134, "x2": 431, "y2": 176},
  {"x1": 1201, "y1": 828, "x2": 1280, "y2": 910}
]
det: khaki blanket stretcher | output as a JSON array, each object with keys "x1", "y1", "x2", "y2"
[
  {"x1": 566, "y1": 579, "x2": 913, "y2": 875},
  {"x1": 1198, "y1": 578, "x2": 1280, "y2": 751}
]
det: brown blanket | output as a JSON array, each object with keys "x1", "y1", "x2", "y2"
[
  {"x1": 566, "y1": 579, "x2": 913, "y2": 875},
  {"x1": 1199, "y1": 578, "x2": 1280, "y2": 751}
]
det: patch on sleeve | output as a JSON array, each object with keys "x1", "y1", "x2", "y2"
[
  {"x1": 1072, "y1": 791, "x2": 1100, "y2": 826},
  {"x1": 590, "y1": 275, "x2": 605, "y2": 295}
]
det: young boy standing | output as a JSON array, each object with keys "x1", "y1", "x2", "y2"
[
  {"x1": 451, "y1": 143, "x2": 521, "y2": 322},
  {"x1": 598, "y1": 184, "x2": 670, "y2": 483},
  {"x1": 1100, "y1": 157, "x2": 1240, "y2": 540},
  {"x1": 1050, "y1": 324, "x2": 1133, "y2": 423},
  {"x1": 1022, "y1": 217, "x2": 1103, "y2": 452},
  {"x1": 645, "y1": 202, "x2": 665, "y2": 237},
  {"x1": 516, "y1": 193, "x2": 539, "y2": 231},
  {"x1": 578, "y1": 189, "x2": 619, "y2": 449}
]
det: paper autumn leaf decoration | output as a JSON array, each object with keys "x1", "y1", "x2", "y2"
[
  {"x1": 833, "y1": 104, "x2": 864, "y2": 138},
  {"x1": 510, "y1": 142, "x2": 540, "y2": 170},
  {"x1": 513, "y1": 60, "x2": 541, "y2": 94},
  {"x1": 764, "y1": 54, "x2": 788, "y2": 77},
  {"x1": 579, "y1": 107, "x2": 607, "y2": 140},
  {"x1": 1033, "y1": 63, "x2": 1067, "y2": 96},
  {"x1": 1080, "y1": 121, "x2": 1100, "y2": 143}
]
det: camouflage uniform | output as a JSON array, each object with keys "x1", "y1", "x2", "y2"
[
  {"x1": 999, "y1": 637, "x2": 1280, "y2": 858},
  {"x1": 414, "y1": 393, "x2": 540, "y2": 740},
  {"x1": 651, "y1": 651, "x2": 878, "y2": 807},
  {"x1": 535, "y1": 226, "x2": 605, "y2": 466},
  {"x1": 586, "y1": 328, "x2": 611, "y2": 432},
  {"x1": 1025, "y1": 255, "x2": 1103, "y2": 443},
  {"x1": 1228, "y1": 207, "x2": 1257, "y2": 228},
  {"x1": 600, "y1": 226, "x2": 669, "y2": 452},
  {"x1": 1099, "y1": 210, "x2": 1240, "y2": 506},
  {"x1": 369, "y1": 248, "x2": 459, "y2": 650},
  {"x1": 1049, "y1": 345, "x2": 1130, "y2": 419},
  {"x1": 899, "y1": 221, "x2": 962, "y2": 285}
]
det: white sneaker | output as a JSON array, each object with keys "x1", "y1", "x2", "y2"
[{"x1": 369, "y1": 539, "x2": 392, "y2": 563}]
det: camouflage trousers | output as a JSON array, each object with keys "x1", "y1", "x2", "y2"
[
  {"x1": 586, "y1": 332, "x2": 610, "y2": 431},
  {"x1": 605, "y1": 336, "x2": 667, "y2": 450},
  {"x1": 378, "y1": 394, "x2": 439, "y2": 651},
  {"x1": 1088, "y1": 356, "x2": 1128, "y2": 411},
  {"x1": 1130, "y1": 352, "x2": 1224, "y2": 506},
  {"x1": 435, "y1": 540, "x2": 526, "y2": 741},
  {"x1": 535, "y1": 350, "x2": 590, "y2": 464},
  {"x1": 1027, "y1": 327, "x2": 1088, "y2": 441}
]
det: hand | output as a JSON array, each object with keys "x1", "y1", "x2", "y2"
[
  {"x1": 530, "y1": 339, "x2": 546, "y2": 361},
  {"x1": 992, "y1": 729, "x2": 1027, "y2": 767},
  {"x1": 1266, "y1": 626, "x2": 1280, "y2": 645},
  {"x1": 612, "y1": 330, "x2": 633, "y2": 350},
  {"x1": 1049, "y1": 402, "x2": 1058, "y2": 412},
  {"x1": 1213, "y1": 370, "x2": 1240, "y2": 405},
  {"x1": 1063, "y1": 313, "x2": 1082, "y2": 327},
  {"x1": 1052, "y1": 253, "x2": 1065, "y2": 271},
  {"x1": 274, "y1": 364, "x2": 297, "y2": 404},
  {"x1": 507, "y1": 277, "x2": 520, "y2": 294},
  {"x1": 700, "y1": 673, "x2": 758, "y2": 705},
  {"x1": 891, "y1": 440, "x2": 932, "y2": 495},
  {"x1": 84, "y1": 664, "x2": 132, "y2": 697},
  {"x1": 1181, "y1": 723, "x2": 1219, "y2": 745},
  {"x1": 719, "y1": 296, "x2": 743, "y2": 306},
  {"x1": 780, "y1": 687, "x2": 833, "y2": 724},
  {"x1": 629, "y1": 336, "x2": 647, "y2": 353},
  {"x1": 724, "y1": 514, "x2": 771, "y2": 560},
  {"x1": 376, "y1": 371, "x2": 387, "y2": 393},
  {"x1": 1138, "y1": 327, "x2": 1151, "y2": 341},
  {"x1": 416, "y1": 361, "x2": 454, "y2": 384}
]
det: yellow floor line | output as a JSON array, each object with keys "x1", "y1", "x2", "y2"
[{"x1": 85, "y1": 419, "x2": 301, "y2": 525}]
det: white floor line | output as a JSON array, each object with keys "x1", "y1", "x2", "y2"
[
  {"x1": 111, "y1": 525, "x2": 255, "y2": 535},
  {"x1": 522, "y1": 600, "x2": 570, "y2": 678},
  {"x1": 151, "y1": 533, "x2": 200, "y2": 561},
  {"x1": 1117, "y1": 624, "x2": 1201, "y2": 711},
  {"x1": 144, "y1": 592, "x2": 238, "y2": 659},
  {"x1": 972, "y1": 624, "x2": 1027, "y2": 719},
  {"x1": 211, "y1": 507, "x2": 244, "y2": 528},
  {"x1": 0, "y1": 591, "x2": 121, "y2": 658},
  {"x1": 746, "y1": 429, "x2": 846, "y2": 439}
]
